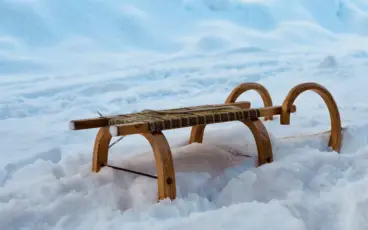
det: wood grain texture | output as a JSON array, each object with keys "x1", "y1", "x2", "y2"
[
  {"x1": 142, "y1": 132, "x2": 176, "y2": 201},
  {"x1": 280, "y1": 82, "x2": 342, "y2": 152},
  {"x1": 92, "y1": 127, "x2": 112, "y2": 172},
  {"x1": 242, "y1": 119, "x2": 273, "y2": 166},
  {"x1": 226, "y1": 82, "x2": 274, "y2": 121}
]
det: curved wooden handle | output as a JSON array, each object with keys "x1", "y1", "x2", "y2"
[
  {"x1": 226, "y1": 82, "x2": 273, "y2": 121},
  {"x1": 281, "y1": 82, "x2": 342, "y2": 152}
]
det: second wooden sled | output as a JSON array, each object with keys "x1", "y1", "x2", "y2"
[{"x1": 69, "y1": 82, "x2": 343, "y2": 201}]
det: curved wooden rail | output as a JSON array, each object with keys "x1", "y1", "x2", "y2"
[
  {"x1": 243, "y1": 119, "x2": 274, "y2": 166},
  {"x1": 280, "y1": 82, "x2": 342, "y2": 152},
  {"x1": 92, "y1": 127, "x2": 112, "y2": 172},
  {"x1": 92, "y1": 128, "x2": 176, "y2": 201},
  {"x1": 226, "y1": 82, "x2": 274, "y2": 121},
  {"x1": 190, "y1": 118, "x2": 273, "y2": 167}
]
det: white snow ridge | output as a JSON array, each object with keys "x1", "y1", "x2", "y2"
[{"x1": 2, "y1": 0, "x2": 368, "y2": 230}]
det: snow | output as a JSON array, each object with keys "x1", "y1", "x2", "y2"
[{"x1": 1, "y1": 0, "x2": 368, "y2": 229}]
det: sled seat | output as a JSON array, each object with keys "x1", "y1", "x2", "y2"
[
  {"x1": 69, "y1": 81, "x2": 342, "y2": 202},
  {"x1": 70, "y1": 101, "x2": 252, "y2": 131},
  {"x1": 70, "y1": 101, "x2": 295, "y2": 136}
]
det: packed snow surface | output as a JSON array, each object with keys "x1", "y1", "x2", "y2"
[{"x1": 2, "y1": 0, "x2": 368, "y2": 229}]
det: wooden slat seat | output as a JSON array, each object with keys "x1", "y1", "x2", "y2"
[
  {"x1": 69, "y1": 101, "x2": 251, "y2": 131},
  {"x1": 70, "y1": 102, "x2": 296, "y2": 136},
  {"x1": 109, "y1": 105, "x2": 295, "y2": 136}
]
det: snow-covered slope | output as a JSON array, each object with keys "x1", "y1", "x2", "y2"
[{"x1": 1, "y1": 0, "x2": 368, "y2": 229}]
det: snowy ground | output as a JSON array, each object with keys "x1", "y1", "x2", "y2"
[{"x1": 2, "y1": 0, "x2": 368, "y2": 229}]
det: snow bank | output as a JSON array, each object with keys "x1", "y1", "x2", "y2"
[{"x1": 2, "y1": 123, "x2": 368, "y2": 230}]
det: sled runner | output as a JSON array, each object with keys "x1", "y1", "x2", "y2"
[{"x1": 69, "y1": 82, "x2": 342, "y2": 201}]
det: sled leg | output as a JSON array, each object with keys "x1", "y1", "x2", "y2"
[
  {"x1": 190, "y1": 118, "x2": 273, "y2": 166},
  {"x1": 92, "y1": 128, "x2": 176, "y2": 201},
  {"x1": 189, "y1": 124, "x2": 205, "y2": 144},
  {"x1": 142, "y1": 132, "x2": 176, "y2": 201},
  {"x1": 281, "y1": 82, "x2": 342, "y2": 152},
  {"x1": 242, "y1": 119, "x2": 273, "y2": 166},
  {"x1": 92, "y1": 127, "x2": 112, "y2": 172}
]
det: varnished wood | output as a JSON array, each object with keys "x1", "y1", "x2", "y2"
[
  {"x1": 280, "y1": 82, "x2": 342, "y2": 152},
  {"x1": 142, "y1": 132, "x2": 176, "y2": 201},
  {"x1": 70, "y1": 101, "x2": 251, "y2": 131},
  {"x1": 226, "y1": 82, "x2": 274, "y2": 121},
  {"x1": 92, "y1": 127, "x2": 112, "y2": 172},
  {"x1": 242, "y1": 119, "x2": 273, "y2": 166},
  {"x1": 92, "y1": 128, "x2": 176, "y2": 200},
  {"x1": 189, "y1": 124, "x2": 206, "y2": 144}
]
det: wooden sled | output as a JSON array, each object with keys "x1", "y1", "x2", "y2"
[{"x1": 69, "y1": 82, "x2": 342, "y2": 201}]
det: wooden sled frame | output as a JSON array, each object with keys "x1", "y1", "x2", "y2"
[{"x1": 69, "y1": 82, "x2": 342, "y2": 201}]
